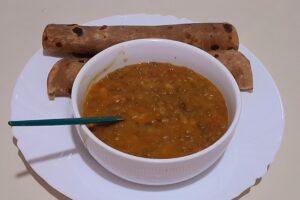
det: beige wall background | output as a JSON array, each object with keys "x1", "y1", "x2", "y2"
[{"x1": 1, "y1": 0, "x2": 299, "y2": 199}]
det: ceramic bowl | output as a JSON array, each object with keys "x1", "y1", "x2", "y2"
[{"x1": 71, "y1": 39, "x2": 241, "y2": 185}]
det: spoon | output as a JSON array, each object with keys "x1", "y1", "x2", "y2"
[{"x1": 8, "y1": 116, "x2": 123, "y2": 127}]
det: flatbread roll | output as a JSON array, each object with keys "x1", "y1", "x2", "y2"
[
  {"x1": 47, "y1": 58, "x2": 89, "y2": 100},
  {"x1": 43, "y1": 23, "x2": 239, "y2": 55},
  {"x1": 208, "y1": 50, "x2": 253, "y2": 91},
  {"x1": 47, "y1": 50, "x2": 252, "y2": 100}
]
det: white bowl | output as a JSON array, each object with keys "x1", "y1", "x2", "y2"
[{"x1": 71, "y1": 39, "x2": 241, "y2": 185}]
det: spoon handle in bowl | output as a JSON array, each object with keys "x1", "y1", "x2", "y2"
[{"x1": 8, "y1": 116, "x2": 123, "y2": 127}]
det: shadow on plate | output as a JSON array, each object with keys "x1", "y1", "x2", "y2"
[
  {"x1": 13, "y1": 125, "x2": 263, "y2": 199},
  {"x1": 13, "y1": 137, "x2": 71, "y2": 200}
]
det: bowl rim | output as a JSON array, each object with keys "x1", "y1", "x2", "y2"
[{"x1": 71, "y1": 38, "x2": 241, "y2": 164}]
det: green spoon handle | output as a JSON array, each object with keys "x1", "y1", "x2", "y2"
[{"x1": 8, "y1": 116, "x2": 123, "y2": 127}]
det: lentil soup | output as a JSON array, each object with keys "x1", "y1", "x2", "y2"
[{"x1": 81, "y1": 62, "x2": 228, "y2": 159}]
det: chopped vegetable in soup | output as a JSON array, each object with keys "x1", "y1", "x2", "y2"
[{"x1": 81, "y1": 62, "x2": 228, "y2": 159}]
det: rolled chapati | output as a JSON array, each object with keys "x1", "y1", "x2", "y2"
[
  {"x1": 47, "y1": 50, "x2": 252, "y2": 100},
  {"x1": 47, "y1": 58, "x2": 89, "y2": 100},
  {"x1": 42, "y1": 23, "x2": 239, "y2": 55},
  {"x1": 208, "y1": 50, "x2": 253, "y2": 91}
]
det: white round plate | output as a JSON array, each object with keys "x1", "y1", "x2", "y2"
[{"x1": 11, "y1": 14, "x2": 284, "y2": 200}]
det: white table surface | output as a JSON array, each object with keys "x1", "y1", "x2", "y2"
[{"x1": 1, "y1": 0, "x2": 299, "y2": 199}]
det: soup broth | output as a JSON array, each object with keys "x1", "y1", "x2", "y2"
[{"x1": 81, "y1": 62, "x2": 228, "y2": 159}]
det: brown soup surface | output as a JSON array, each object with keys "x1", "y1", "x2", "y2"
[{"x1": 81, "y1": 62, "x2": 228, "y2": 159}]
